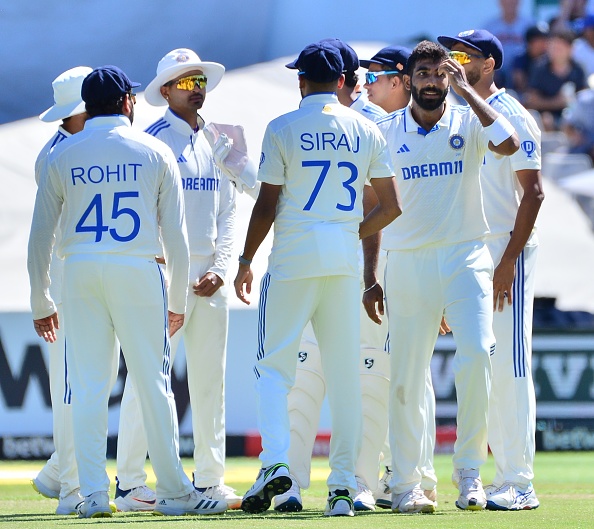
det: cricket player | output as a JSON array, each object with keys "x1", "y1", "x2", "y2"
[
  {"x1": 28, "y1": 65, "x2": 227, "y2": 517},
  {"x1": 30, "y1": 66, "x2": 91, "y2": 515},
  {"x1": 115, "y1": 47, "x2": 248, "y2": 511},
  {"x1": 364, "y1": 40, "x2": 519, "y2": 513},
  {"x1": 234, "y1": 42, "x2": 401, "y2": 517},
  {"x1": 438, "y1": 29, "x2": 543, "y2": 511}
]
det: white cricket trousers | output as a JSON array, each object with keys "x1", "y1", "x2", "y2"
[
  {"x1": 256, "y1": 273, "x2": 362, "y2": 495},
  {"x1": 117, "y1": 255, "x2": 229, "y2": 489},
  {"x1": 486, "y1": 232, "x2": 538, "y2": 488},
  {"x1": 62, "y1": 253, "x2": 194, "y2": 498},
  {"x1": 385, "y1": 241, "x2": 494, "y2": 494}
]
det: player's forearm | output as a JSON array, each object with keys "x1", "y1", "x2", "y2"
[
  {"x1": 360, "y1": 177, "x2": 401, "y2": 240},
  {"x1": 362, "y1": 233, "x2": 381, "y2": 288},
  {"x1": 241, "y1": 203, "x2": 275, "y2": 261}
]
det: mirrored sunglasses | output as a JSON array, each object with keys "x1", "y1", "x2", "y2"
[
  {"x1": 365, "y1": 70, "x2": 400, "y2": 84},
  {"x1": 174, "y1": 74, "x2": 208, "y2": 91},
  {"x1": 448, "y1": 50, "x2": 485, "y2": 65}
]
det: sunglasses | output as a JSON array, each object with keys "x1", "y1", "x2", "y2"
[
  {"x1": 128, "y1": 92, "x2": 136, "y2": 104},
  {"x1": 172, "y1": 74, "x2": 208, "y2": 91},
  {"x1": 448, "y1": 50, "x2": 485, "y2": 65},
  {"x1": 365, "y1": 70, "x2": 400, "y2": 84}
]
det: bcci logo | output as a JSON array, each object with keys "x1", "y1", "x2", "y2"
[
  {"x1": 521, "y1": 140, "x2": 536, "y2": 158},
  {"x1": 259, "y1": 152, "x2": 265, "y2": 168},
  {"x1": 298, "y1": 351, "x2": 308, "y2": 362},
  {"x1": 449, "y1": 134, "x2": 465, "y2": 150},
  {"x1": 174, "y1": 50, "x2": 190, "y2": 63},
  {"x1": 364, "y1": 358, "x2": 374, "y2": 369}
]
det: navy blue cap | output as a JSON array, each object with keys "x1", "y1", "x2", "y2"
[
  {"x1": 438, "y1": 29, "x2": 504, "y2": 70},
  {"x1": 285, "y1": 42, "x2": 344, "y2": 83},
  {"x1": 81, "y1": 65, "x2": 141, "y2": 104},
  {"x1": 318, "y1": 38, "x2": 359, "y2": 72},
  {"x1": 360, "y1": 45, "x2": 412, "y2": 72}
]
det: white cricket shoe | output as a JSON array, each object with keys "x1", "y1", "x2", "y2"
[
  {"x1": 114, "y1": 478, "x2": 156, "y2": 512},
  {"x1": 452, "y1": 468, "x2": 486, "y2": 510},
  {"x1": 353, "y1": 476, "x2": 375, "y2": 511},
  {"x1": 195, "y1": 484, "x2": 242, "y2": 510},
  {"x1": 273, "y1": 477, "x2": 303, "y2": 512},
  {"x1": 55, "y1": 489, "x2": 84, "y2": 515},
  {"x1": 77, "y1": 491, "x2": 113, "y2": 518},
  {"x1": 324, "y1": 489, "x2": 355, "y2": 517},
  {"x1": 486, "y1": 482, "x2": 540, "y2": 511},
  {"x1": 392, "y1": 485, "x2": 436, "y2": 513},
  {"x1": 241, "y1": 463, "x2": 292, "y2": 513},
  {"x1": 153, "y1": 489, "x2": 227, "y2": 516},
  {"x1": 374, "y1": 467, "x2": 392, "y2": 509},
  {"x1": 31, "y1": 473, "x2": 60, "y2": 499},
  {"x1": 424, "y1": 486, "x2": 438, "y2": 506}
]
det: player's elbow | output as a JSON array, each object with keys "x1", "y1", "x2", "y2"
[{"x1": 491, "y1": 132, "x2": 520, "y2": 156}]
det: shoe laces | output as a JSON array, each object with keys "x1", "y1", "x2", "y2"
[
  {"x1": 130, "y1": 485, "x2": 155, "y2": 500},
  {"x1": 459, "y1": 475, "x2": 482, "y2": 495}
]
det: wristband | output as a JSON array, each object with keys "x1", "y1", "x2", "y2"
[
  {"x1": 238, "y1": 254, "x2": 252, "y2": 266},
  {"x1": 363, "y1": 282, "x2": 378, "y2": 293},
  {"x1": 484, "y1": 115, "x2": 515, "y2": 146}
]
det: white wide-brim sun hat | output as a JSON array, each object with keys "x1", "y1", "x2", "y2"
[
  {"x1": 39, "y1": 66, "x2": 93, "y2": 122},
  {"x1": 144, "y1": 48, "x2": 225, "y2": 106}
]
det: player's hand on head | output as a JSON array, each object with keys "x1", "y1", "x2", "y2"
[
  {"x1": 193, "y1": 272, "x2": 223, "y2": 297},
  {"x1": 440, "y1": 58, "x2": 469, "y2": 96},
  {"x1": 362, "y1": 283, "x2": 384, "y2": 325},
  {"x1": 234, "y1": 266, "x2": 253, "y2": 305},
  {"x1": 33, "y1": 312, "x2": 59, "y2": 343},
  {"x1": 168, "y1": 311, "x2": 184, "y2": 337}
]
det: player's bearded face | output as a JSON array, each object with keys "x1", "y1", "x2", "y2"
[{"x1": 411, "y1": 82, "x2": 448, "y2": 111}]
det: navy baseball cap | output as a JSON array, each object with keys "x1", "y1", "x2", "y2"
[
  {"x1": 285, "y1": 42, "x2": 344, "y2": 83},
  {"x1": 81, "y1": 65, "x2": 141, "y2": 104},
  {"x1": 438, "y1": 29, "x2": 504, "y2": 70},
  {"x1": 360, "y1": 45, "x2": 412, "y2": 72},
  {"x1": 318, "y1": 38, "x2": 359, "y2": 72}
]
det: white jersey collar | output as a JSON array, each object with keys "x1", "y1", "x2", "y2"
[
  {"x1": 299, "y1": 92, "x2": 339, "y2": 108},
  {"x1": 403, "y1": 101, "x2": 451, "y2": 135},
  {"x1": 84, "y1": 114, "x2": 131, "y2": 130},
  {"x1": 485, "y1": 87, "x2": 507, "y2": 105},
  {"x1": 164, "y1": 107, "x2": 206, "y2": 135}
]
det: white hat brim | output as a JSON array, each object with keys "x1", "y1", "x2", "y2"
[
  {"x1": 39, "y1": 100, "x2": 87, "y2": 123},
  {"x1": 144, "y1": 61, "x2": 225, "y2": 106}
]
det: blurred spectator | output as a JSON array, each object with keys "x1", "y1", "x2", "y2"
[
  {"x1": 484, "y1": 0, "x2": 535, "y2": 86},
  {"x1": 572, "y1": 14, "x2": 594, "y2": 76},
  {"x1": 511, "y1": 22, "x2": 550, "y2": 97},
  {"x1": 561, "y1": 74, "x2": 594, "y2": 160},
  {"x1": 524, "y1": 29, "x2": 587, "y2": 130},
  {"x1": 550, "y1": 0, "x2": 589, "y2": 31}
]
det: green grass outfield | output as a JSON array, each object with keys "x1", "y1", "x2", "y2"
[{"x1": 1, "y1": 453, "x2": 593, "y2": 528}]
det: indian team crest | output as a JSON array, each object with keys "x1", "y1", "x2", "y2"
[
  {"x1": 175, "y1": 50, "x2": 190, "y2": 63},
  {"x1": 449, "y1": 134, "x2": 465, "y2": 150}
]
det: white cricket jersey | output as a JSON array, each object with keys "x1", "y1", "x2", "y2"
[
  {"x1": 350, "y1": 92, "x2": 387, "y2": 123},
  {"x1": 258, "y1": 92, "x2": 394, "y2": 281},
  {"x1": 482, "y1": 89, "x2": 541, "y2": 237},
  {"x1": 34, "y1": 126, "x2": 71, "y2": 305},
  {"x1": 145, "y1": 109, "x2": 236, "y2": 280},
  {"x1": 28, "y1": 115, "x2": 189, "y2": 318},
  {"x1": 379, "y1": 102, "x2": 491, "y2": 250}
]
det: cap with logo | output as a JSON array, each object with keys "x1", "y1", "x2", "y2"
[
  {"x1": 360, "y1": 45, "x2": 412, "y2": 73},
  {"x1": 285, "y1": 42, "x2": 344, "y2": 83},
  {"x1": 437, "y1": 29, "x2": 504, "y2": 70},
  {"x1": 81, "y1": 65, "x2": 141, "y2": 105}
]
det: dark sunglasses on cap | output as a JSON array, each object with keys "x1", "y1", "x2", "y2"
[
  {"x1": 448, "y1": 50, "x2": 485, "y2": 65},
  {"x1": 365, "y1": 70, "x2": 400, "y2": 84},
  {"x1": 169, "y1": 74, "x2": 208, "y2": 91}
]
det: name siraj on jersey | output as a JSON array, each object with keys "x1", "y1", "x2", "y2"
[
  {"x1": 300, "y1": 132, "x2": 360, "y2": 153},
  {"x1": 401, "y1": 160, "x2": 463, "y2": 180},
  {"x1": 70, "y1": 163, "x2": 142, "y2": 185}
]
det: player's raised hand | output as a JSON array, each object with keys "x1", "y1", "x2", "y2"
[
  {"x1": 362, "y1": 283, "x2": 384, "y2": 325},
  {"x1": 440, "y1": 57, "x2": 470, "y2": 96},
  {"x1": 33, "y1": 312, "x2": 59, "y2": 343},
  {"x1": 234, "y1": 265, "x2": 253, "y2": 305},
  {"x1": 168, "y1": 311, "x2": 184, "y2": 337}
]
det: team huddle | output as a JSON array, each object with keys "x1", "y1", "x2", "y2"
[{"x1": 27, "y1": 28, "x2": 543, "y2": 519}]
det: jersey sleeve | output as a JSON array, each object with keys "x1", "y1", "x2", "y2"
[
  {"x1": 257, "y1": 122, "x2": 286, "y2": 186},
  {"x1": 156, "y1": 149, "x2": 190, "y2": 314},
  {"x1": 507, "y1": 112, "x2": 541, "y2": 172},
  {"x1": 210, "y1": 174, "x2": 237, "y2": 282},
  {"x1": 367, "y1": 124, "x2": 395, "y2": 180}
]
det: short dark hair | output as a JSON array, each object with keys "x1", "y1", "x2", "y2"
[
  {"x1": 343, "y1": 70, "x2": 358, "y2": 89},
  {"x1": 407, "y1": 40, "x2": 448, "y2": 75},
  {"x1": 304, "y1": 78, "x2": 341, "y2": 93},
  {"x1": 85, "y1": 95, "x2": 126, "y2": 118}
]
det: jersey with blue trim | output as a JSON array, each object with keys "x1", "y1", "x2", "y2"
[
  {"x1": 258, "y1": 92, "x2": 394, "y2": 281},
  {"x1": 482, "y1": 88, "x2": 541, "y2": 236},
  {"x1": 145, "y1": 108, "x2": 236, "y2": 280},
  {"x1": 34, "y1": 126, "x2": 71, "y2": 305},
  {"x1": 379, "y1": 102, "x2": 491, "y2": 250},
  {"x1": 29, "y1": 115, "x2": 189, "y2": 318},
  {"x1": 350, "y1": 92, "x2": 387, "y2": 123}
]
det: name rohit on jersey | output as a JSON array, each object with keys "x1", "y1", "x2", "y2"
[
  {"x1": 71, "y1": 163, "x2": 141, "y2": 185},
  {"x1": 401, "y1": 160, "x2": 463, "y2": 180},
  {"x1": 300, "y1": 132, "x2": 360, "y2": 153}
]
